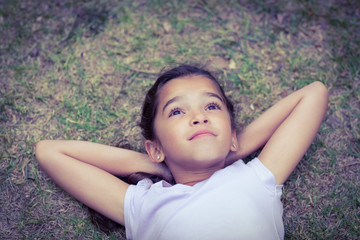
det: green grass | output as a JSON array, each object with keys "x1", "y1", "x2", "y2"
[{"x1": 1, "y1": 0, "x2": 359, "y2": 239}]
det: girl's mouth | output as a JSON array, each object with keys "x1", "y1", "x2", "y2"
[{"x1": 189, "y1": 130, "x2": 216, "y2": 140}]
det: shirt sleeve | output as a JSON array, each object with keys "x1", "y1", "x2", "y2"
[
  {"x1": 247, "y1": 158, "x2": 283, "y2": 195},
  {"x1": 124, "y1": 178, "x2": 153, "y2": 239}
]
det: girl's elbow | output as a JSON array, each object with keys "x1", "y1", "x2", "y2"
[
  {"x1": 313, "y1": 81, "x2": 329, "y2": 101},
  {"x1": 35, "y1": 140, "x2": 52, "y2": 164},
  {"x1": 309, "y1": 81, "x2": 329, "y2": 109}
]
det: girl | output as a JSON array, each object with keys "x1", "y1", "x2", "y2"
[{"x1": 35, "y1": 65, "x2": 328, "y2": 239}]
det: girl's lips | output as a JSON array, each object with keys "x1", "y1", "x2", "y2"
[{"x1": 189, "y1": 130, "x2": 216, "y2": 140}]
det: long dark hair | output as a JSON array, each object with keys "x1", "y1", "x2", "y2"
[{"x1": 90, "y1": 64, "x2": 236, "y2": 234}]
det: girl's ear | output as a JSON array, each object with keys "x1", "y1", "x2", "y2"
[
  {"x1": 145, "y1": 140, "x2": 165, "y2": 163},
  {"x1": 230, "y1": 130, "x2": 238, "y2": 152}
]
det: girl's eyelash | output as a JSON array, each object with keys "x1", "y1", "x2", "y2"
[
  {"x1": 168, "y1": 102, "x2": 221, "y2": 117},
  {"x1": 206, "y1": 102, "x2": 222, "y2": 110},
  {"x1": 168, "y1": 107, "x2": 183, "y2": 117}
]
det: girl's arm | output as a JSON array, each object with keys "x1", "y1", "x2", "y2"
[
  {"x1": 35, "y1": 140, "x2": 170, "y2": 225},
  {"x1": 228, "y1": 81, "x2": 328, "y2": 184}
]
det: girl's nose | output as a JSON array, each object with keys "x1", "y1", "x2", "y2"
[{"x1": 191, "y1": 112, "x2": 209, "y2": 126}]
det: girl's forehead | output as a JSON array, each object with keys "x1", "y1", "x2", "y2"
[{"x1": 158, "y1": 75, "x2": 221, "y2": 99}]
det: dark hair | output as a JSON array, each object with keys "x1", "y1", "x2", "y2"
[{"x1": 139, "y1": 64, "x2": 236, "y2": 141}]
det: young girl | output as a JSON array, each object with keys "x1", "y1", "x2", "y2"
[{"x1": 35, "y1": 65, "x2": 328, "y2": 239}]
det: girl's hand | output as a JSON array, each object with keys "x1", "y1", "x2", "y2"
[{"x1": 156, "y1": 162, "x2": 174, "y2": 183}]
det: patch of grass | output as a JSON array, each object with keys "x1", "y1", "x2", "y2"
[{"x1": 1, "y1": 0, "x2": 359, "y2": 239}]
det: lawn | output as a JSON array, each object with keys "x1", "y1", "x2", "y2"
[{"x1": 0, "y1": 0, "x2": 359, "y2": 239}]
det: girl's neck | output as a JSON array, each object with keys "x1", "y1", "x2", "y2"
[{"x1": 171, "y1": 166, "x2": 223, "y2": 186}]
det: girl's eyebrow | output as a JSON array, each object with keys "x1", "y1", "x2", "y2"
[
  {"x1": 162, "y1": 92, "x2": 224, "y2": 114},
  {"x1": 206, "y1": 92, "x2": 225, "y2": 103},
  {"x1": 162, "y1": 96, "x2": 180, "y2": 113}
]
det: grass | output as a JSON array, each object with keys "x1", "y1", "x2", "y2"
[{"x1": 1, "y1": 0, "x2": 359, "y2": 239}]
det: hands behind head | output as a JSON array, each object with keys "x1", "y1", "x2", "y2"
[{"x1": 157, "y1": 162, "x2": 174, "y2": 183}]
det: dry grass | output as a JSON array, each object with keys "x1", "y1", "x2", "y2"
[{"x1": 1, "y1": 0, "x2": 359, "y2": 239}]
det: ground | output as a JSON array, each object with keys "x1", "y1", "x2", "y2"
[{"x1": 0, "y1": 0, "x2": 359, "y2": 239}]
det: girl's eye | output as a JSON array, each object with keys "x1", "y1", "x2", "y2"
[
  {"x1": 206, "y1": 102, "x2": 221, "y2": 111},
  {"x1": 169, "y1": 108, "x2": 183, "y2": 117}
]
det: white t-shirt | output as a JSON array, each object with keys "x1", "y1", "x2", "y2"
[{"x1": 124, "y1": 158, "x2": 284, "y2": 240}]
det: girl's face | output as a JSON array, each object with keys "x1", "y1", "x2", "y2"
[{"x1": 147, "y1": 75, "x2": 237, "y2": 175}]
